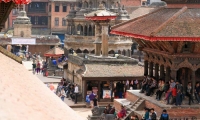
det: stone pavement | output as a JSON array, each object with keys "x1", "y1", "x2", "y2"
[{"x1": 34, "y1": 72, "x2": 92, "y2": 119}]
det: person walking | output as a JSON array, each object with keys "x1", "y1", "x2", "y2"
[
  {"x1": 89, "y1": 91, "x2": 95, "y2": 108},
  {"x1": 186, "y1": 82, "x2": 194, "y2": 105},
  {"x1": 74, "y1": 84, "x2": 79, "y2": 104},
  {"x1": 36, "y1": 61, "x2": 40, "y2": 74},
  {"x1": 32, "y1": 61, "x2": 36, "y2": 74}
]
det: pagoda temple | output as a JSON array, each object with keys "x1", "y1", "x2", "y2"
[
  {"x1": 111, "y1": 0, "x2": 200, "y2": 90},
  {"x1": 65, "y1": 0, "x2": 133, "y2": 56}
]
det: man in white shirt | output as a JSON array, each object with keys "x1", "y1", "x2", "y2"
[{"x1": 74, "y1": 84, "x2": 79, "y2": 104}]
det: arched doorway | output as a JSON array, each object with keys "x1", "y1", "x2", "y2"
[
  {"x1": 177, "y1": 67, "x2": 192, "y2": 88},
  {"x1": 83, "y1": 49, "x2": 89, "y2": 53},
  {"x1": 76, "y1": 49, "x2": 82, "y2": 53},
  {"x1": 108, "y1": 50, "x2": 114, "y2": 54}
]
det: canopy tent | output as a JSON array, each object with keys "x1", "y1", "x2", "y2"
[{"x1": 44, "y1": 46, "x2": 64, "y2": 57}]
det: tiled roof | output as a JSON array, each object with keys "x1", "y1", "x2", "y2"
[
  {"x1": 111, "y1": 7, "x2": 200, "y2": 41},
  {"x1": 44, "y1": 46, "x2": 64, "y2": 55},
  {"x1": 0, "y1": 53, "x2": 83, "y2": 120},
  {"x1": 82, "y1": 64, "x2": 144, "y2": 77}
]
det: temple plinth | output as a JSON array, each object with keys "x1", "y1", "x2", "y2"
[{"x1": 85, "y1": 4, "x2": 117, "y2": 57}]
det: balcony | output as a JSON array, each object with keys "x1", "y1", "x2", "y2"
[{"x1": 28, "y1": 9, "x2": 46, "y2": 13}]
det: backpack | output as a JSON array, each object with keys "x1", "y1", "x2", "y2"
[
  {"x1": 161, "y1": 114, "x2": 168, "y2": 120},
  {"x1": 86, "y1": 95, "x2": 90, "y2": 103}
]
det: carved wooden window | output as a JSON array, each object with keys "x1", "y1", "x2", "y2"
[{"x1": 182, "y1": 42, "x2": 191, "y2": 53}]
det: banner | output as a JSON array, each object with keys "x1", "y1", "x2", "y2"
[
  {"x1": 12, "y1": 38, "x2": 36, "y2": 45},
  {"x1": 103, "y1": 90, "x2": 111, "y2": 99}
]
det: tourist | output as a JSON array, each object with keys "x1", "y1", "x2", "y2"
[
  {"x1": 74, "y1": 84, "x2": 79, "y2": 104},
  {"x1": 32, "y1": 61, "x2": 36, "y2": 74},
  {"x1": 117, "y1": 105, "x2": 126, "y2": 118},
  {"x1": 131, "y1": 115, "x2": 139, "y2": 120},
  {"x1": 89, "y1": 91, "x2": 95, "y2": 108},
  {"x1": 60, "y1": 88, "x2": 66, "y2": 101},
  {"x1": 133, "y1": 79, "x2": 138, "y2": 89},
  {"x1": 171, "y1": 85, "x2": 177, "y2": 105},
  {"x1": 129, "y1": 80, "x2": 134, "y2": 90},
  {"x1": 109, "y1": 107, "x2": 115, "y2": 114},
  {"x1": 143, "y1": 107, "x2": 149, "y2": 120},
  {"x1": 160, "y1": 109, "x2": 169, "y2": 120},
  {"x1": 195, "y1": 82, "x2": 200, "y2": 104},
  {"x1": 85, "y1": 93, "x2": 90, "y2": 107},
  {"x1": 164, "y1": 81, "x2": 170, "y2": 100},
  {"x1": 140, "y1": 75, "x2": 147, "y2": 93},
  {"x1": 186, "y1": 82, "x2": 194, "y2": 105},
  {"x1": 146, "y1": 78, "x2": 157, "y2": 96},
  {"x1": 175, "y1": 81, "x2": 182, "y2": 106},
  {"x1": 167, "y1": 79, "x2": 176, "y2": 104},
  {"x1": 150, "y1": 108, "x2": 157, "y2": 120},
  {"x1": 93, "y1": 95, "x2": 98, "y2": 107},
  {"x1": 156, "y1": 80, "x2": 165, "y2": 101},
  {"x1": 36, "y1": 61, "x2": 40, "y2": 74}
]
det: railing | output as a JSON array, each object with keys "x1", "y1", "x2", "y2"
[
  {"x1": 28, "y1": 9, "x2": 46, "y2": 13},
  {"x1": 0, "y1": 46, "x2": 22, "y2": 64}
]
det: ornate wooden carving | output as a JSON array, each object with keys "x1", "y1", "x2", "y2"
[
  {"x1": 158, "y1": 41, "x2": 169, "y2": 53},
  {"x1": 193, "y1": 42, "x2": 200, "y2": 53},
  {"x1": 0, "y1": 2, "x2": 15, "y2": 31},
  {"x1": 177, "y1": 41, "x2": 184, "y2": 53},
  {"x1": 175, "y1": 58, "x2": 196, "y2": 71},
  {"x1": 164, "y1": 41, "x2": 174, "y2": 54}
]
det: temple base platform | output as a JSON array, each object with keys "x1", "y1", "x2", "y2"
[{"x1": 114, "y1": 90, "x2": 200, "y2": 119}]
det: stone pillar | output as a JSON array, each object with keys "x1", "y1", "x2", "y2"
[
  {"x1": 149, "y1": 62, "x2": 153, "y2": 77},
  {"x1": 170, "y1": 69, "x2": 177, "y2": 81},
  {"x1": 144, "y1": 60, "x2": 148, "y2": 76},
  {"x1": 100, "y1": 22, "x2": 109, "y2": 57},
  {"x1": 160, "y1": 65, "x2": 164, "y2": 80},
  {"x1": 155, "y1": 64, "x2": 159, "y2": 80},
  {"x1": 94, "y1": 23, "x2": 101, "y2": 56},
  {"x1": 165, "y1": 67, "x2": 170, "y2": 82},
  {"x1": 191, "y1": 70, "x2": 196, "y2": 95}
]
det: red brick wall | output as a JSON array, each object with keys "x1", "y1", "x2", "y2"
[
  {"x1": 145, "y1": 101, "x2": 163, "y2": 116},
  {"x1": 121, "y1": 0, "x2": 141, "y2": 7},
  {"x1": 113, "y1": 99, "x2": 123, "y2": 111}
]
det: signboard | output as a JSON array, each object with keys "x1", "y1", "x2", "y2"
[
  {"x1": 12, "y1": 38, "x2": 36, "y2": 45},
  {"x1": 103, "y1": 90, "x2": 111, "y2": 99}
]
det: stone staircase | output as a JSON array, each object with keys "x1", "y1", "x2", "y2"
[{"x1": 122, "y1": 97, "x2": 145, "y2": 120}]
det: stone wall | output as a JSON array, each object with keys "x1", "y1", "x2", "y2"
[{"x1": 13, "y1": 24, "x2": 32, "y2": 37}]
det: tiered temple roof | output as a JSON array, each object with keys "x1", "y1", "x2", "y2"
[{"x1": 111, "y1": 6, "x2": 200, "y2": 41}]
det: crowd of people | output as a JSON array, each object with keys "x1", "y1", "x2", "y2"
[
  {"x1": 32, "y1": 60, "x2": 48, "y2": 75},
  {"x1": 55, "y1": 78, "x2": 79, "y2": 104},
  {"x1": 140, "y1": 75, "x2": 200, "y2": 105},
  {"x1": 143, "y1": 107, "x2": 169, "y2": 120}
]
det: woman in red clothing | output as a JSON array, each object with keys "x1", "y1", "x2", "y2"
[
  {"x1": 117, "y1": 105, "x2": 126, "y2": 118},
  {"x1": 171, "y1": 85, "x2": 177, "y2": 105}
]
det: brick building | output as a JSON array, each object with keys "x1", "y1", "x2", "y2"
[{"x1": 49, "y1": 0, "x2": 79, "y2": 42}]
